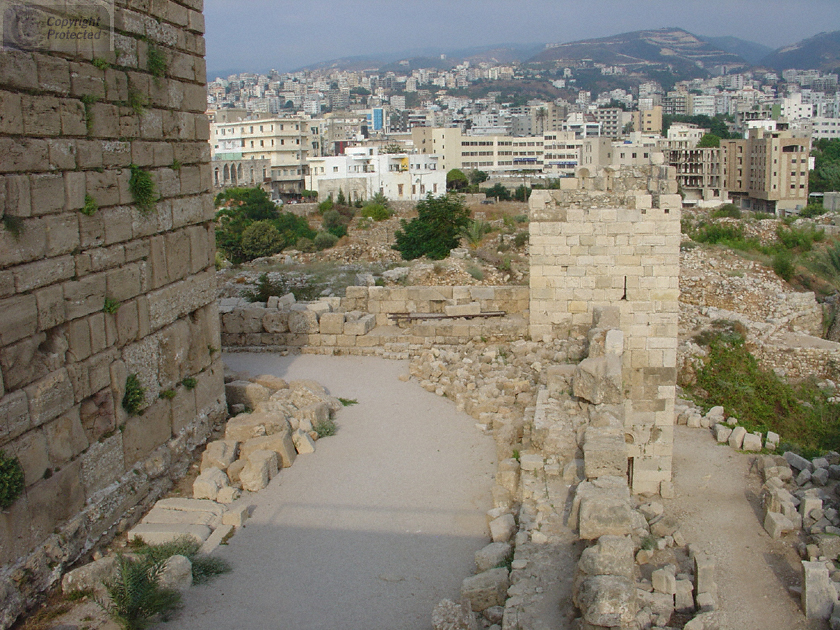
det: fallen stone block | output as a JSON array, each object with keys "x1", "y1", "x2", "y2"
[
  {"x1": 572, "y1": 355, "x2": 622, "y2": 405},
  {"x1": 694, "y1": 553, "x2": 716, "y2": 596},
  {"x1": 222, "y1": 505, "x2": 250, "y2": 528},
  {"x1": 684, "y1": 611, "x2": 726, "y2": 630},
  {"x1": 814, "y1": 468, "x2": 830, "y2": 486},
  {"x1": 154, "y1": 498, "x2": 225, "y2": 516},
  {"x1": 240, "y1": 449, "x2": 278, "y2": 492},
  {"x1": 193, "y1": 467, "x2": 230, "y2": 501},
  {"x1": 637, "y1": 589, "x2": 674, "y2": 619},
  {"x1": 650, "y1": 514, "x2": 680, "y2": 538},
  {"x1": 696, "y1": 591, "x2": 717, "y2": 612},
  {"x1": 579, "y1": 496, "x2": 634, "y2": 540},
  {"x1": 652, "y1": 566, "x2": 677, "y2": 595},
  {"x1": 577, "y1": 535, "x2": 634, "y2": 579},
  {"x1": 62, "y1": 557, "x2": 117, "y2": 594},
  {"x1": 518, "y1": 453, "x2": 543, "y2": 472},
  {"x1": 742, "y1": 432, "x2": 762, "y2": 452},
  {"x1": 575, "y1": 575, "x2": 637, "y2": 627},
  {"x1": 225, "y1": 380, "x2": 271, "y2": 408},
  {"x1": 344, "y1": 314, "x2": 375, "y2": 336},
  {"x1": 489, "y1": 513, "x2": 516, "y2": 543},
  {"x1": 200, "y1": 440, "x2": 238, "y2": 472},
  {"x1": 474, "y1": 542, "x2": 511, "y2": 573},
  {"x1": 216, "y1": 486, "x2": 240, "y2": 504},
  {"x1": 785, "y1": 451, "x2": 814, "y2": 472},
  {"x1": 432, "y1": 598, "x2": 478, "y2": 630},
  {"x1": 225, "y1": 412, "x2": 290, "y2": 442},
  {"x1": 292, "y1": 429, "x2": 316, "y2": 454},
  {"x1": 128, "y1": 523, "x2": 211, "y2": 545},
  {"x1": 712, "y1": 424, "x2": 732, "y2": 443},
  {"x1": 141, "y1": 506, "x2": 218, "y2": 528},
  {"x1": 764, "y1": 511, "x2": 795, "y2": 539},
  {"x1": 728, "y1": 426, "x2": 746, "y2": 449},
  {"x1": 675, "y1": 579, "x2": 694, "y2": 613},
  {"x1": 241, "y1": 432, "x2": 297, "y2": 468},
  {"x1": 803, "y1": 561, "x2": 837, "y2": 620},
  {"x1": 158, "y1": 555, "x2": 192, "y2": 592},
  {"x1": 460, "y1": 568, "x2": 509, "y2": 611},
  {"x1": 200, "y1": 523, "x2": 234, "y2": 555}
]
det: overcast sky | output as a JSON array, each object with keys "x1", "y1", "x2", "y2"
[{"x1": 204, "y1": 0, "x2": 840, "y2": 78}]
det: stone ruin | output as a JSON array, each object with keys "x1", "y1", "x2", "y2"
[
  {"x1": 0, "y1": 1, "x2": 225, "y2": 627},
  {"x1": 529, "y1": 163, "x2": 681, "y2": 495}
]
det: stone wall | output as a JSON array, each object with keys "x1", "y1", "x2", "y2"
[
  {"x1": 0, "y1": 1, "x2": 224, "y2": 626},
  {"x1": 528, "y1": 164, "x2": 681, "y2": 494},
  {"x1": 219, "y1": 285, "x2": 530, "y2": 354}
]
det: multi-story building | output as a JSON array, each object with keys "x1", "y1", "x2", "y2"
[
  {"x1": 592, "y1": 107, "x2": 630, "y2": 139},
  {"x1": 211, "y1": 114, "x2": 311, "y2": 195},
  {"x1": 307, "y1": 147, "x2": 445, "y2": 202},
  {"x1": 666, "y1": 147, "x2": 725, "y2": 205},
  {"x1": 632, "y1": 106, "x2": 663, "y2": 134},
  {"x1": 721, "y1": 127, "x2": 810, "y2": 214},
  {"x1": 412, "y1": 127, "x2": 545, "y2": 174},
  {"x1": 660, "y1": 124, "x2": 708, "y2": 151}
]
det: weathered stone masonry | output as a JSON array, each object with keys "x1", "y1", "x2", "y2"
[
  {"x1": 528, "y1": 166, "x2": 681, "y2": 494},
  {"x1": 0, "y1": 1, "x2": 224, "y2": 626}
]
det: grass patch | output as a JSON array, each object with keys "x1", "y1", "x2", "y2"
[
  {"x1": 102, "y1": 554, "x2": 181, "y2": 629},
  {"x1": 103, "y1": 297, "x2": 121, "y2": 314},
  {"x1": 129, "y1": 536, "x2": 232, "y2": 585},
  {"x1": 147, "y1": 45, "x2": 167, "y2": 83},
  {"x1": 181, "y1": 377, "x2": 197, "y2": 390},
  {"x1": 0, "y1": 450, "x2": 25, "y2": 508},
  {"x1": 129, "y1": 165, "x2": 157, "y2": 214},
  {"x1": 313, "y1": 417, "x2": 337, "y2": 438},
  {"x1": 122, "y1": 374, "x2": 145, "y2": 415},
  {"x1": 82, "y1": 193, "x2": 98, "y2": 216},
  {"x1": 338, "y1": 397, "x2": 358, "y2": 406},
  {"x1": 466, "y1": 264, "x2": 484, "y2": 281},
  {"x1": 689, "y1": 330, "x2": 840, "y2": 454},
  {"x1": 159, "y1": 389, "x2": 176, "y2": 400}
]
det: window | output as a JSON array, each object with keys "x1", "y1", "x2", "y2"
[
  {"x1": 433, "y1": 183, "x2": 437, "y2": 193},
  {"x1": 250, "y1": 126, "x2": 253, "y2": 133},
  {"x1": 260, "y1": 140, "x2": 264, "y2": 147},
  {"x1": 412, "y1": 185, "x2": 416, "y2": 195},
  {"x1": 398, "y1": 184, "x2": 404, "y2": 196},
  {"x1": 250, "y1": 141, "x2": 254, "y2": 147},
  {"x1": 333, "y1": 166, "x2": 339, "y2": 172},
  {"x1": 259, "y1": 125, "x2": 263, "y2": 132}
]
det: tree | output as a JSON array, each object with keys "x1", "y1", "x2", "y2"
[
  {"x1": 382, "y1": 144, "x2": 402, "y2": 154},
  {"x1": 810, "y1": 139, "x2": 840, "y2": 192},
  {"x1": 468, "y1": 170, "x2": 489, "y2": 186},
  {"x1": 447, "y1": 169, "x2": 468, "y2": 191},
  {"x1": 697, "y1": 133, "x2": 721, "y2": 148},
  {"x1": 513, "y1": 185, "x2": 531, "y2": 202},
  {"x1": 485, "y1": 183, "x2": 511, "y2": 201},
  {"x1": 393, "y1": 194, "x2": 471, "y2": 260}
]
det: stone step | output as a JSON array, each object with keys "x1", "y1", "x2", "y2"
[
  {"x1": 154, "y1": 498, "x2": 226, "y2": 516},
  {"x1": 128, "y1": 523, "x2": 212, "y2": 545},
  {"x1": 141, "y1": 506, "x2": 221, "y2": 528}
]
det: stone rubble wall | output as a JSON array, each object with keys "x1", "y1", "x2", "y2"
[
  {"x1": 0, "y1": 1, "x2": 224, "y2": 626},
  {"x1": 529, "y1": 164, "x2": 681, "y2": 495},
  {"x1": 218, "y1": 285, "x2": 530, "y2": 354}
]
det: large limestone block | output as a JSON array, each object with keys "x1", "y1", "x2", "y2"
[
  {"x1": 288, "y1": 310, "x2": 319, "y2": 334},
  {"x1": 742, "y1": 433, "x2": 762, "y2": 452},
  {"x1": 158, "y1": 555, "x2": 193, "y2": 592},
  {"x1": 573, "y1": 355, "x2": 622, "y2": 405},
  {"x1": 764, "y1": 511, "x2": 794, "y2": 539},
  {"x1": 652, "y1": 566, "x2": 677, "y2": 595},
  {"x1": 128, "y1": 523, "x2": 211, "y2": 545},
  {"x1": 583, "y1": 431, "x2": 626, "y2": 479},
  {"x1": 62, "y1": 556, "x2": 117, "y2": 594},
  {"x1": 460, "y1": 568, "x2": 509, "y2": 611},
  {"x1": 200, "y1": 439, "x2": 238, "y2": 472},
  {"x1": 445, "y1": 303, "x2": 481, "y2": 317},
  {"x1": 240, "y1": 449, "x2": 278, "y2": 492},
  {"x1": 292, "y1": 429, "x2": 316, "y2": 454},
  {"x1": 318, "y1": 312, "x2": 345, "y2": 335},
  {"x1": 475, "y1": 542, "x2": 512, "y2": 573},
  {"x1": 802, "y1": 560, "x2": 837, "y2": 620},
  {"x1": 225, "y1": 411, "x2": 289, "y2": 442},
  {"x1": 575, "y1": 575, "x2": 637, "y2": 627},
  {"x1": 577, "y1": 535, "x2": 634, "y2": 578},
  {"x1": 262, "y1": 311, "x2": 289, "y2": 333},
  {"x1": 432, "y1": 598, "x2": 478, "y2": 630},
  {"x1": 344, "y1": 314, "x2": 375, "y2": 336},
  {"x1": 489, "y1": 513, "x2": 516, "y2": 543},
  {"x1": 193, "y1": 466, "x2": 229, "y2": 501},
  {"x1": 579, "y1": 496, "x2": 633, "y2": 540},
  {"x1": 225, "y1": 380, "x2": 271, "y2": 409},
  {"x1": 241, "y1": 432, "x2": 297, "y2": 468},
  {"x1": 728, "y1": 426, "x2": 747, "y2": 449}
]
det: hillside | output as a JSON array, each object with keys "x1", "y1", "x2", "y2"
[
  {"x1": 699, "y1": 35, "x2": 773, "y2": 65},
  {"x1": 760, "y1": 30, "x2": 840, "y2": 72},
  {"x1": 529, "y1": 28, "x2": 748, "y2": 80}
]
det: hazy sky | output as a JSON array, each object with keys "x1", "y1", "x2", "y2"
[{"x1": 204, "y1": 0, "x2": 840, "y2": 78}]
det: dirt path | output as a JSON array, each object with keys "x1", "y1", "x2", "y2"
[
  {"x1": 668, "y1": 426, "x2": 822, "y2": 630},
  {"x1": 161, "y1": 353, "x2": 497, "y2": 630}
]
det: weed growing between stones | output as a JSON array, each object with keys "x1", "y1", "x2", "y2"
[
  {"x1": 338, "y1": 398, "x2": 358, "y2": 406},
  {"x1": 102, "y1": 555, "x2": 181, "y2": 630},
  {"x1": 181, "y1": 377, "x2": 197, "y2": 390},
  {"x1": 466, "y1": 264, "x2": 484, "y2": 281},
  {"x1": 129, "y1": 165, "x2": 157, "y2": 214},
  {"x1": 147, "y1": 45, "x2": 167, "y2": 83},
  {"x1": 81, "y1": 94, "x2": 99, "y2": 133},
  {"x1": 129, "y1": 536, "x2": 232, "y2": 585},
  {"x1": 122, "y1": 374, "x2": 145, "y2": 415},
  {"x1": 159, "y1": 390, "x2": 176, "y2": 400},
  {"x1": 314, "y1": 417, "x2": 337, "y2": 438},
  {"x1": 81, "y1": 194, "x2": 98, "y2": 216},
  {"x1": 92, "y1": 57, "x2": 110, "y2": 70},
  {"x1": 170, "y1": 159, "x2": 181, "y2": 171},
  {"x1": 127, "y1": 85, "x2": 148, "y2": 116},
  {"x1": 0, "y1": 450, "x2": 25, "y2": 508},
  {"x1": 103, "y1": 297, "x2": 121, "y2": 314},
  {"x1": 1, "y1": 215, "x2": 24, "y2": 240}
]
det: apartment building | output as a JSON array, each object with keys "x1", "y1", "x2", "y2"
[
  {"x1": 660, "y1": 124, "x2": 708, "y2": 151},
  {"x1": 411, "y1": 127, "x2": 545, "y2": 174},
  {"x1": 666, "y1": 147, "x2": 725, "y2": 205},
  {"x1": 211, "y1": 115, "x2": 311, "y2": 195},
  {"x1": 307, "y1": 147, "x2": 445, "y2": 201},
  {"x1": 632, "y1": 106, "x2": 663, "y2": 134},
  {"x1": 592, "y1": 107, "x2": 631, "y2": 139},
  {"x1": 721, "y1": 128, "x2": 810, "y2": 214}
]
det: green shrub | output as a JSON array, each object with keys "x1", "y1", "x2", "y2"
[
  {"x1": 314, "y1": 231, "x2": 339, "y2": 250},
  {"x1": 296, "y1": 237, "x2": 316, "y2": 253},
  {"x1": 361, "y1": 204, "x2": 390, "y2": 221},
  {"x1": 313, "y1": 417, "x2": 337, "y2": 438},
  {"x1": 122, "y1": 374, "x2": 145, "y2": 415},
  {"x1": 799, "y1": 203, "x2": 827, "y2": 219},
  {"x1": 513, "y1": 185, "x2": 531, "y2": 202},
  {"x1": 514, "y1": 231, "x2": 529, "y2": 248},
  {"x1": 159, "y1": 390, "x2": 176, "y2": 400},
  {"x1": 240, "y1": 221, "x2": 285, "y2": 259},
  {"x1": 0, "y1": 451, "x2": 24, "y2": 509},
  {"x1": 466, "y1": 264, "x2": 484, "y2": 280},
  {"x1": 318, "y1": 197, "x2": 334, "y2": 214},
  {"x1": 772, "y1": 250, "x2": 795, "y2": 281},
  {"x1": 1, "y1": 215, "x2": 24, "y2": 239},
  {"x1": 393, "y1": 194, "x2": 470, "y2": 260},
  {"x1": 103, "y1": 554, "x2": 181, "y2": 630},
  {"x1": 691, "y1": 223, "x2": 744, "y2": 244},
  {"x1": 103, "y1": 297, "x2": 121, "y2": 314},
  {"x1": 776, "y1": 224, "x2": 825, "y2": 252},
  {"x1": 129, "y1": 165, "x2": 157, "y2": 214},
  {"x1": 81, "y1": 194, "x2": 98, "y2": 216},
  {"x1": 459, "y1": 219, "x2": 492, "y2": 249},
  {"x1": 181, "y1": 377, "x2": 197, "y2": 390},
  {"x1": 485, "y1": 183, "x2": 511, "y2": 201},
  {"x1": 147, "y1": 44, "x2": 167, "y2": 82},
  {"x1": 711, "y1": 204, "x2": 741, "y2": 219}
]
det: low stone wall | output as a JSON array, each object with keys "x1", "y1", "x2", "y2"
[{"x1": 219, "y1": 286, "x2": 530, "y2": 354}]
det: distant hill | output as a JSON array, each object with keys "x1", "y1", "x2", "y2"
[
  {"x1": 699, "y1": 36, "x2": 773, "y2": 65},
  {"x1": 529, "y1": 28, "x2": 748, "y2": 81},
  {"x1": 760, "y1": 31, "x2": 840, "y2": 72}
]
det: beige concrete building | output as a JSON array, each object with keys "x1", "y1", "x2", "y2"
[
  {"x1": 412, "y1": 127, "x2": 544, "y2": 174},
  {"x1": 632, "y1": 106, "x2": 663, "y2": 134}
]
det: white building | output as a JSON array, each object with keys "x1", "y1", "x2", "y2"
[{"x1": 307, "y1": 147, "x2": 446, "y2": 202}]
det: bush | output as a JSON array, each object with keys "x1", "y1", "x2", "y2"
[
  {"x1": 485, "y1": 183, "x2": 511, "y2": 201},
  {"x1": 711, "y1": 204, "x2": 741, "y2": 219},
  {"x1": 314, "y1": 231, "x2": 339, "y2": 250},
  {"x1": 466, "y1": 264, "x2": 484, "y2": 280},
  {"x1": 0, "y1": 451, "x2": 24, "y2": 509},
  {"x1": 240, "y1": 221, "x2": 284, "y2": 259},
  {"x1": 691, "y1": 223, "x2": 744, "y2": 245},
  {"x1": 514, "y1": 231, "x2": 529, "y2": 248},
  {"x1": 776, "y1": 224, "x2": 825, "y2": 252},
  {"x1": 393, "y1": 194, "x2": 470, "y2": 260},
  {"x1": 103, "y1": 554, "x2": 181, "y2": 630},
  {"x1": 799, "y1": 203, "x2": 827, "y2": 219},
  {"x1": 123, "y1": 374, "x2": 145, "y2": 415},
  {"x1": 361, "y1": 204, "x2": 390, "y2": 221},
  {"x1": 318, "y1": 197, "x2": 334, "y2": 214},
  {"x1": 773, "y1": 250, "x2": 795, "y2": 281},
  {"x1": 296, "y1": 237, "x2": 315, "y2": 253}
]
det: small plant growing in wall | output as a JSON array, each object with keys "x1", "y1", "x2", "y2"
[
  {"x1": 122, "y1": 374, "x2": 145, "y2": 415},
  {"x1": 81, "y1": 193, "x2": 98, "y2": 217},
  {"x1": 81, "y1": 94, "x2": 100, "y2": 134},
  {"x1": 126, "y1": 84, "x2": 147, "y2": 116},
  {"x1": 181, "y1": 377, "x2": 197, "y2": 390},
  {"x1": 147, "y1": 44, "x2": 167, "y2": 84},
  {"x1": 129, "y1": 165, "x2": 157, "y2": 214},
  {"x1": 1, "y1": 215, "x2": 24, "y2": 240},
  {"x1": 92, "y1": 57, "x2": 110, "y2": 70},
  {"x1": 103, "y1": 297, "x2": 121, "y2": 314},
  {"x1": 0, "y1": 451, "x2": 25, "y2": 509}
]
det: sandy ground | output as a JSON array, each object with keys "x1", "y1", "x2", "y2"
[
  {"x1": 160, "y1": 353, "x2": 497, "y2": 630},
  {"x1": 668, "y1": 426, "x2": 823, "y2": 630}
]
